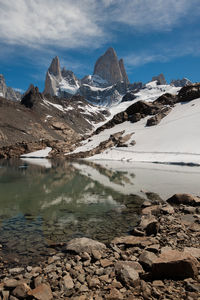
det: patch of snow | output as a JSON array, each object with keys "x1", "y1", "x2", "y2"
[
  {"x1": 20, "y1": 158, "x2": 52, "y2": 168},
  {"x1": 71, "y1": 97, "x2": 200, "y2": 165},
  {"x1": 20, "y1": 147, "x2": 52, "y2": 158},
  {"x1": 82, "y1": 84, "x2": 112, "y2": 92},
  {"x1": 64, "y1": 106, "x2": 74, "y2": 111},
  {"x1": 0, "y1": 92, "x2": 3, "y2": 97},
  {"x1": 43, "y1": 99, "x2": 65, "y2": 112},
  {"x1": 59, "y1": 78, "x2": 79, "y2": 95}
]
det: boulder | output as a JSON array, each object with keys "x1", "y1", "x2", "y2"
[
  {"x1": 63, "y1": 274, "x2": 74, "y2": 289},
  {"x1": 178, "y1": 83, "x2": 200, "y2": 102},
  {"x1": 66, "y1": 237, "x2": 106, "y2": 254},
  {"x1": 115, "y1": 261, "x2": 144, "y2": 274},
  {"x1": 152, "y1": 249, "x2": 198, "y2": 279},
  {"x1": 28, "y1": 283, "x2": 53, "y2": 300},
  {"x1": 153, "y1": 93, "x2": 177, "y2": 105},
  {"x1": 115, "y1": 261, "x2": 140, "y2": 287},
  {"x1": 12, "y1": 283, "x2": 30, "y2": 298},
  {"x1": 139, "y1": 251, "x2": 157, "y2": 270},
  {"x1": 146, "y1": 106, "x2": 172, "y2": 126},
  {"x1": 167, "y1": 194, "x2": 200, "y2": 206},
  {"x1": 140, "y1": 215, "x2": 160, "y2": 236}
]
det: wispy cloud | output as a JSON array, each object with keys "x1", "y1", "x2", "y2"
[
  {"x1": 0, "y1": 0, "x2": 199, "y2": 50},
  {"x1": 125, "y1": 34, "x2": 200, "y2": 68},
  {"x1": 0, "y1": 0, "x2": 105, "y2": 49},
  {"x1": 107, "y1": 0, "x2": 200, "y2": 31}
]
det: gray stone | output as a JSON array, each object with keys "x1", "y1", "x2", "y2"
[
  {"x1": 66, "y1": 237, "x2": 106, "y2": 254},
  {"x1": 139, "y1": 251, "x2": 157, "y2": 270},
  {"x1": 63, "y1": 274, "x2": 74, "y2": 289}
]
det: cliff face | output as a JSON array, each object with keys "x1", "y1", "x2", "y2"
[
  {"x1": 119, "y1": 58, "x2": 129, "y2": 85},
  {"x1": 0, "y1": 74, "x2": 21, "y2": 101},
  {"x1": 44, "y1": 56, "x2": 62, "y2": 96},
  {"x1": 93, "y1": 48, "x2": 129, "y2": 85}
]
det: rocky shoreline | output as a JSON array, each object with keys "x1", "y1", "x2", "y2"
[{"x1": 0, "y1": 193, "x2": 199, "y2": 299}]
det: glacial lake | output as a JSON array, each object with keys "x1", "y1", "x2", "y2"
[{"x1": 0, "y1": 158, "x2": 200, "y2": 266}]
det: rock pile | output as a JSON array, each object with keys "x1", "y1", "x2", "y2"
[{"x1": 0, "y1": 193, "x2": 199, "y2": 299}]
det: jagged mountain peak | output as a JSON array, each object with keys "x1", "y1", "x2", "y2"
[
  {"x1": 0, "y1": 73, "x2": 21, "y2": 101},
  {"x1": 21, "y1": 84, "x2": 42, "y2": 108},
  {"x1": 48, "y1": 56, "x2": 61, "y2": 78},
  {"x1": 152, "y1": 73, "x2": 167, "y2": 85},
  {"x1": 93, "y1": 47, "x2": 128, "y2": 85}
]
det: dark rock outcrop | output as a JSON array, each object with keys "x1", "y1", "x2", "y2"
[
  {"x1": 146, "y1": 106, "x2": 172, "y2": 127},
  {"x1": 167, "y1": 194, "x2": 200, "y2": 206},
  {"x1": 153, "y1": 93, "x2": 178, "y2": 105},
  {"x1": 21, "y1": 85, "x2": 43, "y2": 108},
  {"x1": 178, "y1": 83, "x2": 200, "y2": 102}
]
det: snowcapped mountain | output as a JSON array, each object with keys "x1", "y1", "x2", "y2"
[
  {"x1": 43, "y1": 48, "x2": 193, "y2": 108},
  {"x1": 44, "y1": 48, "x2": 142, "y2": 106},
  {"x1": 69, "y1": 81, "x2": 200, "y2": 166}
]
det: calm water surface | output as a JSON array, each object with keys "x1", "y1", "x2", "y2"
[{"x1": 0, "y1": 158, "x2": 199, "y2": 265}]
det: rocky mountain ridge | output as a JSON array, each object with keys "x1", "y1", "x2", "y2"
[
  {"x1": 0, "y1": 74, "x2": 21, "y2": 101},
  {"x1": 43, "y1": 48, "x2": 193, "y2": 107}
]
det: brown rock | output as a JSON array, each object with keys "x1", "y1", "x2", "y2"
[
  {"x1": 140, "y1": 215, "x2": 159, "y2": 236},
  {"x1": 28, "y1": 283, "x2": 53, "y2": 300},
  {"x1": 139, "y1": 251, "x2": 157, "y2": 270},
  {"x1": 152, "y1": 249, "x2": 198, "y2": 279},
  {"x1": 115, "y1": 261, "x2": 144, "y2": 274},
  {"x1": 115, "y1": 262, "x2": 140, "y2": 287},
  {"x1": 87, "y1": 277, "x2": 100, "y2": 288},
  {"x1": 146, "y1": 106, "x2": 172, "y2": 126},
  {"x1": 12, "y1": 283, "x2": 30, "y2": 298},
  {"x1": 184, "y1": 247, "x2": 200, "y2": 259},
  {"x1": 167, "y1": 194, "x2": 200, "y2": 206},
  {"x1": 105, "y1": 288, "x2": 123, "y2": 299},
  {"x1": 142, "y1": 205, "x2": 161, "y2": 216},
  {"x1": 100, "y1": 259, "x2": 113, "y2": 268},
  {"x1": 112, "y1": 236, "x2": 156, "y2": 248},
  {"x1": 4, "y1": 279, "x2": 19, "y2": 289},
  {"x1": 63, "y1": 274, "x2": 74, "y2": 289}
]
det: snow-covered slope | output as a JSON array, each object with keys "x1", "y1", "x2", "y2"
[{"x1": 70, "y1": 82, "x2": 200, "y2": 165}]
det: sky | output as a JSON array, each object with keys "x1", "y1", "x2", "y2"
[{"x1": 0, "y1": 0, "x2": 200, "y2": 92}]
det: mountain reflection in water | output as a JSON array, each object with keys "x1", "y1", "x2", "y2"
[{"x1": 0, "y1": 158, "x2": 199, "y2": 265}]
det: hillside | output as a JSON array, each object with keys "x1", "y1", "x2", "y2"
[{"x1": 69, "y1": 82, "x2": 200, "y2": 165}]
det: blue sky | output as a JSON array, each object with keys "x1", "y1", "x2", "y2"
[{"x1": 0, "y1": 0, "x2": 200, "y2": 92}]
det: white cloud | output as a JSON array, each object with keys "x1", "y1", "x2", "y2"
[
  {"x1": 0, "y1": 0, "x2": 104, "y2": 48},
  {"x1": 0, "y1": 0, "x2": 199, "y2": 49},
  {"x1": 104, "y1": 0, "x2": 200, "y2": 31}
]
